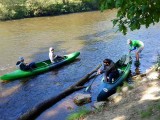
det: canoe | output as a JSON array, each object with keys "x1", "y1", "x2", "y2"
[
  {"x1": 0, "y1": 52, "x2": 80, "y2": 81},
  {"x1": 97, "y1": 54, "x2": 132, "y2": 101}
]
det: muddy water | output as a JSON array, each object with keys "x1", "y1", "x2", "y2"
[{"x1": 0, "y1": 9, "x2": 160, "y2": 120}]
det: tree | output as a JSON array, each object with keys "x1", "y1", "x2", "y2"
[{"x1": 99, "y1": 0, "x2": 160, "y2": 35}]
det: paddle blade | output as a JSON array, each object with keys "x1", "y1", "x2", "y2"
[{"x1": 85, "y1": 85, "x2": 91, "y2": 92}]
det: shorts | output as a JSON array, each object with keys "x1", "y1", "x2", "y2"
[{"x1": 137, "y1": 44, "x2": 144, "y2": 53}]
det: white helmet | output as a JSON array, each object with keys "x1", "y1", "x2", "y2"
[{"x1": 19, "y1": 56, "x2": 24, "y2": 61}]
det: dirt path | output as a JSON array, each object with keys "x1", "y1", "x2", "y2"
[{"x1": 85, "y1": 67, "x2": 160, "y2": 120}]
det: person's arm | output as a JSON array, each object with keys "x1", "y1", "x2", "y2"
[
  {"x1": 97, "y1": 63, "x2": 105, "y2": 74},
  {"x1": 129, "y1": 43, "x2": 136, "y2": 52},
  {"x1": 130, "y1": 46, "x2": 136, "y2": 51}
]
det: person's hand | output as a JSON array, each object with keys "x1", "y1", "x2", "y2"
[{"x1": 97, "y1": 69, "x2": 101, "y2": 75}]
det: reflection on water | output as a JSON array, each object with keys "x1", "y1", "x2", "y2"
[
  {"x1": 133, "y1": 60, "x2": 141, "y2": 75},
  {"x1": 0, "y1": 9, "x2": 160, "y2": 120}
]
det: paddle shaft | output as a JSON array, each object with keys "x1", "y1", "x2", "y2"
[{"x1": 85, "y1": 74, "x2": 98, "y2": 92}]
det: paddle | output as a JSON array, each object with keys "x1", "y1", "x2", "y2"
[{"x1": 85, "y1": 74, "x2": 98, "y2": 92}]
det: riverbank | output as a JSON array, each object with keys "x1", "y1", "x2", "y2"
[
  {"x1": 0, "y1": 0, "x2": 98, "y2": 20},
  {"x1": 84, "y1": 64, "x2": 160, "y2": 120}
]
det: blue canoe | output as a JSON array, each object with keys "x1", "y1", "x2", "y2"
[{"x1": 97, "y1": 55, "x2": 132, "y2": 101}]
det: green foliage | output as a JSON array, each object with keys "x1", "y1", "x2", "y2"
[
  {"x1": 156, "y1": 101, "x2": 160, "y2": 110},
  {"x1": 140, "y1": 107, "x2": 153, "y2": 118},
  {"x1": 94, "y1": 104, "x2": 105, "y2": 113},
  {"x1": 0, "y1": 1, "x2": 27, "y2": 20},
  {"x1": 67, "y1": 107, "x2": 91, "y2": 120},
  {"x1": 99, "y1": 0, "x2": 160, "y2": 35},
  {"x1": 82, "y1": 0, "x2": 99, "y2": 10},
  {"x1": 0, "y1": 0, "x2": 99, "y2": 20},
  {"x1": 157, "y1": 53, "x2": 160, "y2": 67},
  {"x1": 116, "y1": 86, "x2": 121, "y2": 93},
  {"x1": 123, "y1": 81, "x2": 128, "y2": 87},
  {"x1": 140, "y1": 101, "x2": 160, "y2": 119}
]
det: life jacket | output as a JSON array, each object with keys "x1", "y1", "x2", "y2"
[
  {"x1": 16, "y1": 61, "x2": 22, "y2": 69},
  {"x1": 16, "y1": 61, "x2": 27, "y2": 70}
]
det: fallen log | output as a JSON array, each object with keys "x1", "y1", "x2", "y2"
[{"x1": 18, "y1": 64, "x2": 102, "y2": 120}]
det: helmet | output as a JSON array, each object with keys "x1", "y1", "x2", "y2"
[
  {"x1": 19, "y1": 57, "x2": 24, "y2": 61},
  {"x1": 49, "y1": 47, "x2": 54, "y2": 52}
]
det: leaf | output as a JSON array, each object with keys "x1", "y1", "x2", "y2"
[
  {"x1": 115, "y1": 0, "x2": 123, "y2": 7},
  {"x1": 112, "y1": 19, "x2": 118, "y2": 26},
  {"x1": 100, "y1": 0, "x2": 108, "y2": 11},
  {"x1": 153, "y1": 13, "x2": 160, "y2": 23},
  {"x1": 141, "y1": 5, "x2": 148, "y2": 13}
]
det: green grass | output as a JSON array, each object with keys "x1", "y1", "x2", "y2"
[
  {"x1": 116, "y1": 81, "x2": 133, "y2": 93},
  {"x1": 67, "y1": 107, "x2": 91, "y2": 120},
  {"x1": 116, "y1": 86, "x2": 121, "y2": 93},
  {"x1": 140, "y1": 107, "x2": 153, "y2": 118},
  {"x1": 157, "y1": 53, "x2": 160, "y2": 67},
  {"x1": 140, "y1": 101, "x2": 160, "y2": 119}
]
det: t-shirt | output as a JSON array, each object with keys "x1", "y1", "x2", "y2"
[{"x1": 129, "y1": 40, "x2": 144, "y2": 50}]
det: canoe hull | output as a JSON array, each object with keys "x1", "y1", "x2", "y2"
[{"x1": 97, "y1": 55, "x2": 132, "y2": 101}]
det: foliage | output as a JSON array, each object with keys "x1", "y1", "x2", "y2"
[
  {"x1": 67, "y1": 106, "x2": 91, "y2": 120},
  {"x1": 0, "y1": 1, "x2": 28, "y2": 20},
  {"x1": 99, "y1": 0, "x2": 160, "y2": 35},
  {"x1": 0, "y1": 0, "x2": 99, "y2": 20},
  {"x1": 157, "y1": 53, "x2": 160, "y2": 67},
  {"x1": 82, "y1": 0, "x2": 99, "y2": 10},
  {"x1": 140, "y1": 106, "x2": 153, "y2": 118},
  {"x1": 116, "y1": 86, "x2": 121, "y2": 93},
  {"x1": 140, "y1": 100, "x2": 160, "y2": 118}
]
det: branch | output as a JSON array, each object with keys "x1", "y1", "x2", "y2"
[{"x1": 18, "y1": 64, "x2": 102, "y2": 120}]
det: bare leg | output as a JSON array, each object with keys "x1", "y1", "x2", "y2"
[{"x1": 136, "y1": 52, "x2": 139, "y2": 61}]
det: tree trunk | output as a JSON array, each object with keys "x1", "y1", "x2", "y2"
[{"x1": 18, "y1": 64, "x2": 102, "y2": 120}]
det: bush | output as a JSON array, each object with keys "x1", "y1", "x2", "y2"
[{"x1": 0, "y1": 0, "x2": 99, "y2": 20}]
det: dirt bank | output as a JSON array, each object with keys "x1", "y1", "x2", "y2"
[{"x1": 85, "y1": 66, "x2": 160, "y2": 120}]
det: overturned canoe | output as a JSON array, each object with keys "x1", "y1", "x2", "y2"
[{"x1": 0, "y1": 52, "x2": 80, "y2": 81}]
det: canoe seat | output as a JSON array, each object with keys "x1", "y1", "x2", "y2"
[{"x1": 42, "y1": 62, "x2": 49, "y2": 66}]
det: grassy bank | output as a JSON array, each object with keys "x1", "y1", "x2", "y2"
[
  {"x1": 67, "y1": 107, "x2": 91, "y2": 120},
  {"x1": 0, "y1": 0, "x2": 99, "y2": 20}
]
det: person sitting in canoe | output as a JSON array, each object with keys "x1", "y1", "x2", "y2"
[
  {"x1": 49, "y1": 47, "x2": 65, "y2": 63},
  {"x1": 97, "y1": 59, "x2": 119, "y2": 83},
  {"x1": 127, "y1": 39, "x2": 144, "y2": 62},
  {"x1": 16, "y1": 57, "x2": 37, "y2": 71}
]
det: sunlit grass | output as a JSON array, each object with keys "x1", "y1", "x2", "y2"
[
  {"x1": 140, "y1": 99, "x2": 160, "y2": 119},
  {"x1": 67, "y1": 107, "x2": 91, "y2": 120}
]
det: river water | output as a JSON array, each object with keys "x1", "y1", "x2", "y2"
[{"x1": 0, "y1": 9, "x2": 160, "y2": 120}]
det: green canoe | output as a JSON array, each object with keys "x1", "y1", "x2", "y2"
[
  {"x1": 97, "y1": 54, "x2": 132, "y2": 101},
  {"x1": 0, "y1": 52, "x2": 80, "y2": 81}
]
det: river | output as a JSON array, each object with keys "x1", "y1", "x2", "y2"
[{"x1": 0, "y1": 9, "x2": 160, "y2": 120}]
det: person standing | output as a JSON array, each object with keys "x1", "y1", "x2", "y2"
[{"x1": 127, "y1": 39, "x2": 144, "y2": 61}]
